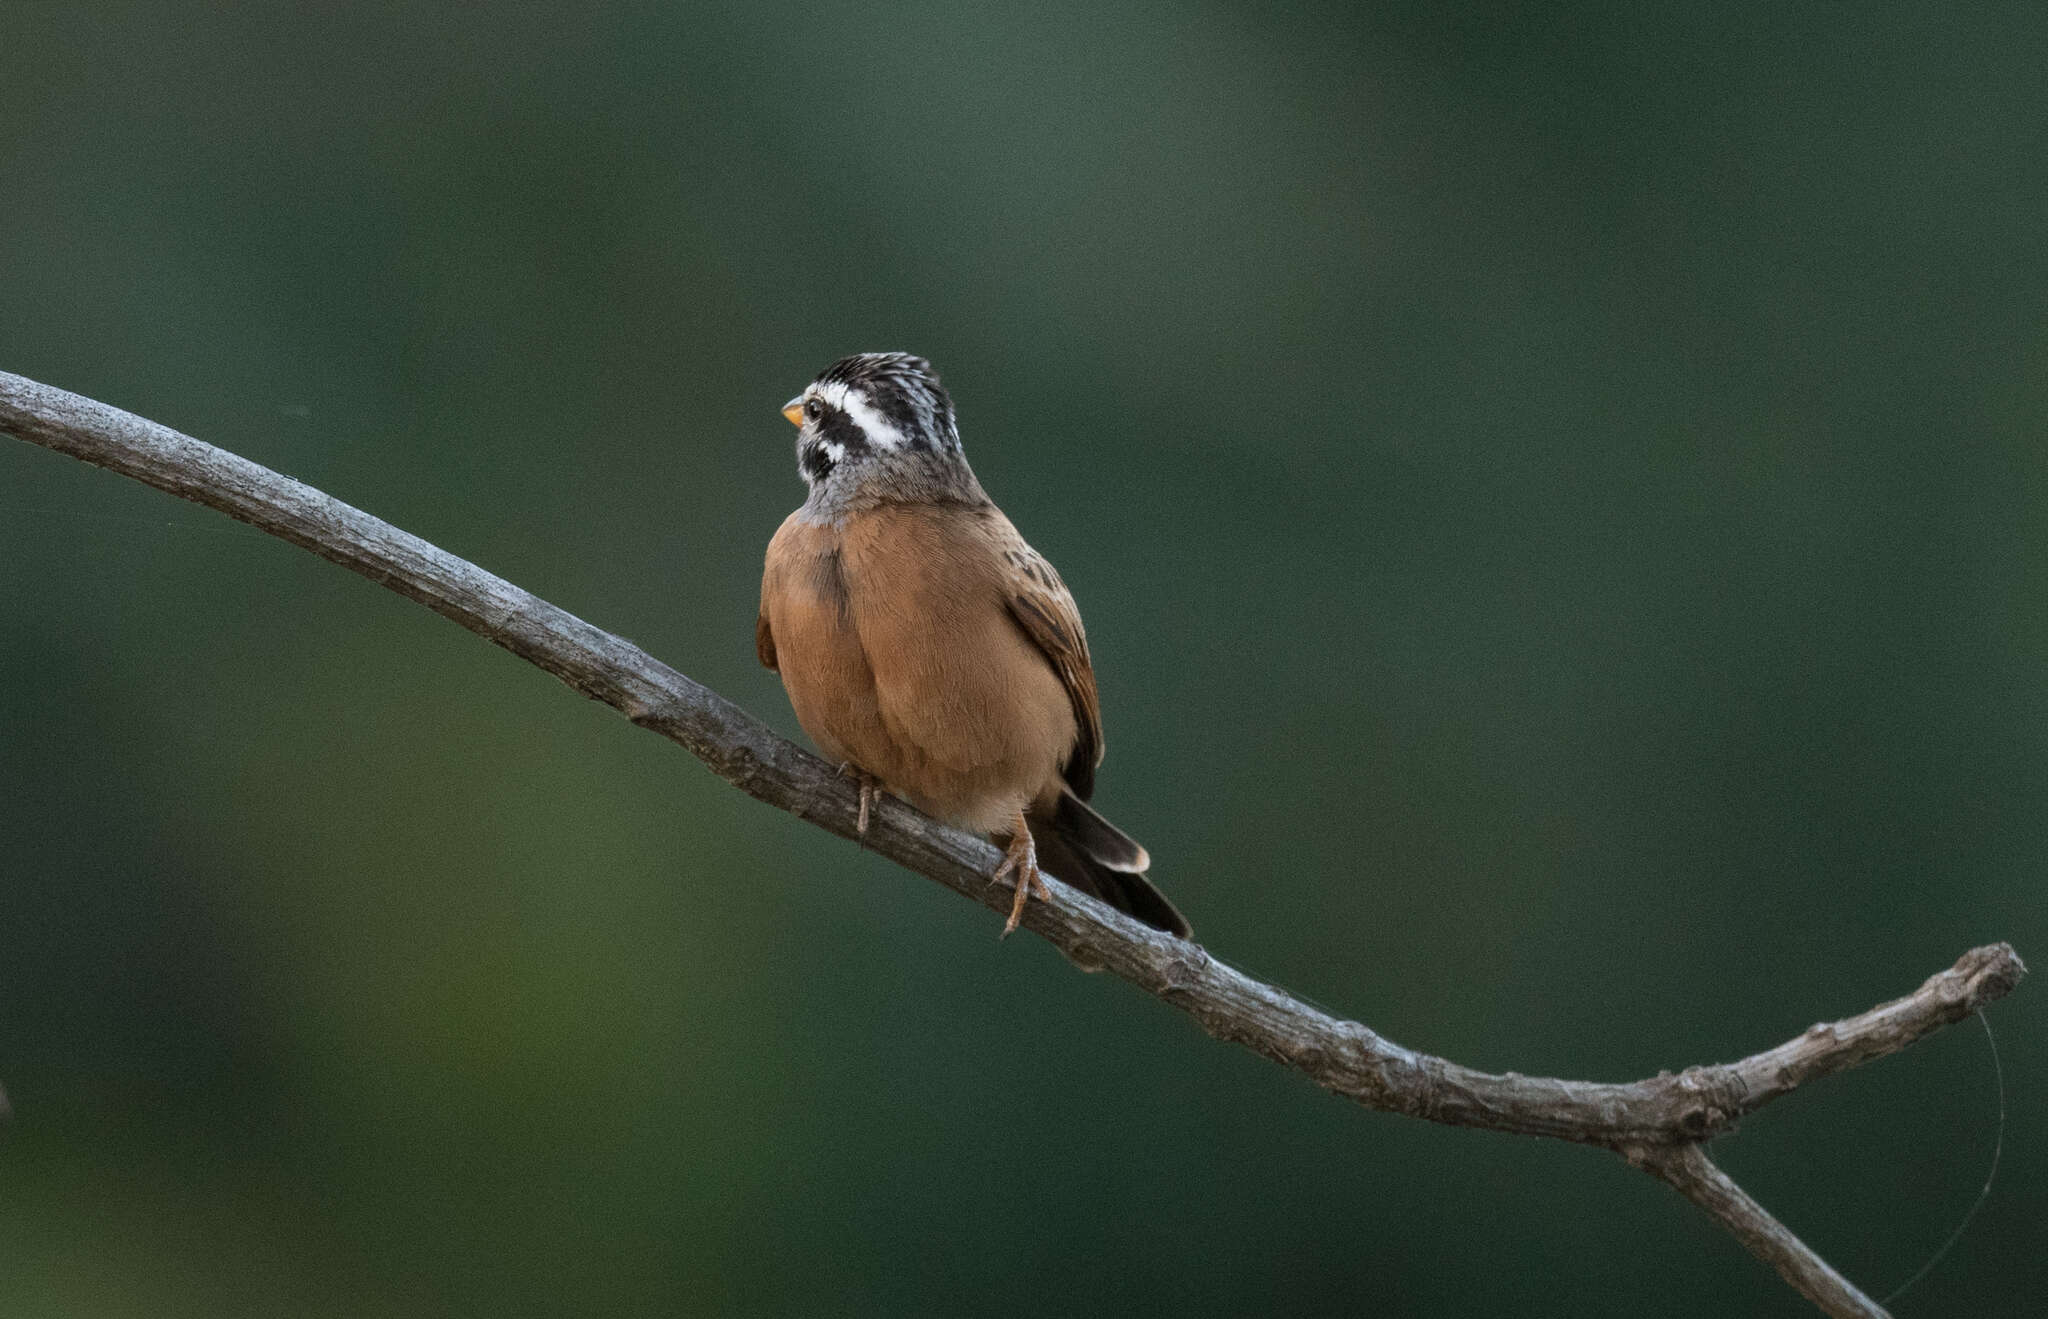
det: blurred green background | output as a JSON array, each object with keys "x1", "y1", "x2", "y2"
[{"x1": 3, "y1": 2, "x2": 2043, "y2": 1314}]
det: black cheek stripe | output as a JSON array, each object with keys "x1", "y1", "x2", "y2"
[{"x1": 800, "y1": 441, "x2": 836, "y2": 482}]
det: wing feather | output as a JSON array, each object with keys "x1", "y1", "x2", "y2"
[{"x1": 1002, "y1": 541, "x2": 1104, "y2": 800}]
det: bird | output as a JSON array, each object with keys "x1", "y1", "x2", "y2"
[{"x1": 756, "y1": 352, "x2": 1190, "y2": 940}]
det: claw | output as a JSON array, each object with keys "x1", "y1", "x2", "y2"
[
  {"x1": 992, "y1": 809, "x2": 1049, "y2": 937},
  {"x1": 837, "y1": 763, "x2": 881, "y2": 838}
]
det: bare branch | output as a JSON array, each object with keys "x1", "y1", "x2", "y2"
[
  {"x1": 1629, "y1": 1143, "x2": 1885, "y2": 1319},
  {"x1": 1, "y1": 370, "x2": 2025, "y2": 1318}
]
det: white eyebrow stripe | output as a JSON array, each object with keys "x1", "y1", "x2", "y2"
[{"x1": 810, "y1": 380, "x2": 910, "y2": 450}]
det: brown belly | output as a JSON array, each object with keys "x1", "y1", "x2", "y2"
[{"x1": 763, "y1": 509, "x2": 1076, "y2": 835}]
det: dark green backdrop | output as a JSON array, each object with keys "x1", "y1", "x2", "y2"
[{"x1": 3, "y1": 3, "x2": 2042, "y2": 1314}]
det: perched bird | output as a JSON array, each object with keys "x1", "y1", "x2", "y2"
[{"x1": 757, "y1": 352, "x2": 1190, "y2": 939}]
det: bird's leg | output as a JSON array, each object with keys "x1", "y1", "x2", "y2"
[
  {"x1": 836, "y1": 762, "x2": 881, "y2": 838},
  {"x1": 991, "y1": 807, "x2": 1050, "y2": 937}
]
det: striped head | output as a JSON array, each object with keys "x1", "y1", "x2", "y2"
[{"x1": 780, "y1": 354, "x2": 973, "y2": 507}]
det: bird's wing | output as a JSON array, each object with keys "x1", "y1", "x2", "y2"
[
  {"x1": 757, "y1": 514, "x2": 791, "y2": 673},
  {"x1": 1002, "y1": 539, "x2": 1104, "y2": 800}
]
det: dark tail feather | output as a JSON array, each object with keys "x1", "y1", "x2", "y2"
[
  {"x1": 1051, "y1": 787, "x2": 1150, "y2": 872},
  {"x1": 1029, "y1": 801, "x2": 1191, "y2": 940}
]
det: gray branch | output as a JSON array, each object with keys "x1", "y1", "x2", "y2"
[
  {"x1": 1629, "y1": 1143, "x2": 1881, "y2": 1318},
  {"x1": 2, "y1": 370, "x2": 2024, "y2": 1319}
]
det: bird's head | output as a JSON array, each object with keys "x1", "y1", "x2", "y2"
[{"x1": 781, "y1": 353, "x2": 977, "y2": 511}]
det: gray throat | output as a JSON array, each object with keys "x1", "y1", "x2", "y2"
[{"x1": 799, "y1": 451, "x2": 990, "y2": 525}]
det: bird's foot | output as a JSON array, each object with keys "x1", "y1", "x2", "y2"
[
  {"x1": 837, "y1": 763, "x2": 882, "y2": 838},
  {"x1": 992, "y1": 817, "x2": 1049, "y2": 938}
]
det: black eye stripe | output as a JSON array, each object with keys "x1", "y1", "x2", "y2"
[{"x1": 816, "y1": 406, "x2": 869, "y2": 456}]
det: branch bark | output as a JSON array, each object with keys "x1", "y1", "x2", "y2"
[
  {"x1": 1, "y1": 371, "x2": 2024, "y2": 1318},
  {"x1": 1627, "y1": 1142, "x2": 1884, "y2": 1317}
]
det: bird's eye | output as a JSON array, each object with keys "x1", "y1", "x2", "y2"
[{"x1": 803, "y1": 398, "x2": 822, "y2": 421}]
